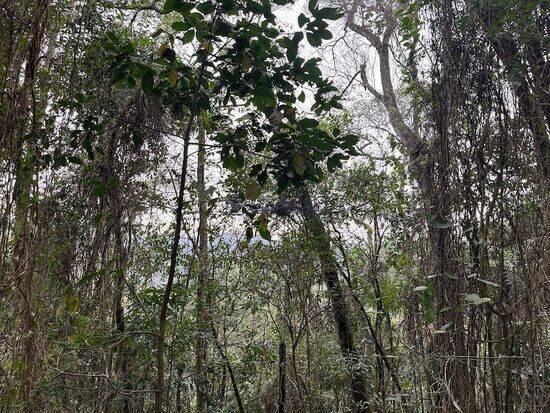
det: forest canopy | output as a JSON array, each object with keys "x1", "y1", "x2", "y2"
[{"x1": 0, "y1": 0, "x2": 549, "y2": 412}]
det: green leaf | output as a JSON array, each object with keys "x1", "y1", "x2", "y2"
[
  {"x1": 308, "y1": 0, "x2": 318, "y2": 13},
  {"x1": 164, "y1": 0, "x2": 194, "y2": 13},
  {"x1": 174, "y1": 1, "x2": 195, "y2": 14},
  {"x1": 286, "y1": 32, "x2": 303, "y2": 62},
  {"x1": 319, "y1": 29, "x2": 332, "y2": 40},
  {"x1": 255, "y1": 141, "x2": 267, "y2": 152},
  {"x1": 258, "y1": 225, "x2": 271, "y2": 241},
  {"x1": 163, "y1": 0, "x2": 175, "y2": 13},
  {"x1": 339, "y1": 134, "x2": 360, "y2": 148},
  {"x1": 245, "y1": 181, "x2": 261, "y2": 200},
  {"x1": 305, "y1": 134, "x2": 333, "y2": 151},
  {"x1": 306, "y1": 31, "x2": 322, "y2": 46},
  {"x1": 214, "y1": 20, "x2": 232, "y2": 36},
  {"x1": 241, "y1": 54, "x2": 251, "y2": 72},
  {"x1": 67, "y1": 155, "x2": 84, "y2": 165},
  {"x1": 258, "y1": 171, "x2": 268, "y2": 185},
  {"x1": 172, "y1": 21, "x2": 189, "y2": 31},
  {"x1": 327, "y1": 154, "x2": 342, "y2": 172},
  {"x1": 298, "y1": 13, "x2": 308, "y2": 28},
  {"x1": 182, "y1": 29, "x2": 195, "y2": 44},
  {"x1": 298, "y1": 90, "x2": 305, "y2": 102},
  {"x1": 197, "y1": 1, "x2": 215, "y2": 14},
  {"x1": 249, "y1": 163, "x2": 263, "y2": 176},
  {"x1": 169, "y1": 67, "x2": 178, "y2": 86},
  {"x1": 246, "y1": 226, "x2": 253, "y2": 241},
  {"x1": 298, "y1": 118, "x2": 319, "y2": 129},
  {"x1": 223, "y1": 155, "x2": 237, "y2": 170},
  {"x1": 256, "y1": 214, "x2": 271, "y2": 241},
  {"x1": 88, "y1": 178, "x2": 106, "y2": 197},
  {"x1": 252, "y1": 85, "x2": 276, "y2": 108},
  {"x1": 65, "y1": 295, "x2": 80, "y2": 315},
  {"x1": 141, "y1": 69, "x2": 155, "y2": 94},
  {"x1": 316, "y1": 7, "x2": 342, "y2": 20},
  {"x1": 126, "y1": 75, "x2": 136, "y2": 88},
  {"x1": 159, "y1": 45, "x2": 176, "y2": 62},
  {"x1": 292, "y1": 152, "x2": 307, "y2": 176},
  {"x1": 152, "y1": 28, "x2": 164, "y2": 37}
]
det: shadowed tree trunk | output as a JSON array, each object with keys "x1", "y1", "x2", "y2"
[
  {"x1": 345, "y1": 1, "x2": 472, "y2": 410},
  {"x1": 195, "y1": 126, "x2": 209, "y2": 413},
  {"x1": 474, "y1": 2, "x2": 550, "y2": 181},
  {"x1": 299, "y1": 188, "x2": 369, "y2": 413},
  {"x1": 7, "y1": 1, "x2": 50, "y2": 410},
  {"x1": 277, "y1": 341, "x2": 287, "y2": 413}
]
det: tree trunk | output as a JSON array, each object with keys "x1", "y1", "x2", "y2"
[
  {"x1": 346, "y1": 3, "x2": 471, "y2": 409},
  {"x1": 277, "y1": 341, "x2": 287, "y2": 413},
  {"x1": 299, "y1": 188, "x2": 369, "y2": 412},
  {"x1": 8, "y1": 1, "x2": 50, "y2": 410},
  {"x1": 474, "y1": 2, "x2": 550, "y2": 181},
  {"x1": 195, "y1": 126, "x2": 209, "y2": 413},
  {"x1": 155, "y1": 53, "x2": 209, "y2": 413},
  {"x1": 211, "y1": 322, "x2": 245, "y2": 413}
]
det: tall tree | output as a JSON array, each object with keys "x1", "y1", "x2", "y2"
[{"x1": 195, "y1": 126, "x2": 210, "y2": 413}]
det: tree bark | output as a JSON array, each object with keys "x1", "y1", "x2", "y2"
[
  {"x1": 211, "y1": 322, "x2": 245, "y2": 413},
  {"x1": 346, "y1": 2, "x2": 471, "y2": 410},
  {"x1": 195, "y1": 126, "x2": 209, "y2": 413},
  {"x1": 474, "y1": 2, "x2": 550, "y2": 181},
  {"x1": 277, "y1": 341, "x2": 287, "y2": 413},
  {"x1": 299, "y1": 188, "x2": 369, "y2": 412},
  {"x1": 8, "y1": 1, "x2": 50, "y2": 410}
]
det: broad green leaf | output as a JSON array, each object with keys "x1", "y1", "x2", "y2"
[
  {"x1": 249, "y1": 163, "x2": 263, "y2": 176},
  {"x1": 172, "y1": 21, "x2": 189, "y2": 31},
  {"x1": 245, "y1": 181, "x2": 261, "y2": 200},
  {"x1": 258, "y1": 225, "x2": 271, "y2": 241},
  {"x1": 67, "y1": 155, "x2": 83, "y2": 165},
  {"x1": 152, "y1": 28, "x2": 164, "y2": 37},
  {"x1": 317, "y1": 7, "x2": 342, "y2": 20},
  {"x1": 298, "y1": 118, "x2": 319, "y2": 129},
  {"x1": 255, "y1": 213, "x2": 271, "y2": 240},
  {"x1": 319, "y1": 29, "x2": 332, "y2": 40},
  {"x1": 339, "y1": 134, "x2": 360, "y2": 148},
  {"x1": 245, "y1": 226, "x2": 253, "y2": 241},
  {"x1": 292, "y1": 152, "x2": 307, "y2": 175},
  {"x1": 65, "y1": 295, "x2": 80, "y2": 315},
  {"x1": 197, "y1": 1, "x2": 215, "y2": 14},
  {"x1": 182, "y1": 29, "x2": 195, "y2": 44},
  {"x1": 306, "y1": 31, "x2": 322, "y2": 47},
  {"x1": 252, "y1": 85, "x2": 276, "y2": 108},
  {"x1": 298, "y1": 13, "x2": 308, "y2": 28},
  {"x1": 241, "y1": 54, "x2": 251, "y2": 72},
  {"x1": 286, "y1": 32, "x2": 303, "y2": 62},
  {"x1": 169, "y1": 68, "x2": 178, "y2": 86},
  {"x1": 258, "y1": 171, "x2": 268, "y2": 185},
  {"x1": 327, "y1": 154, "x2": 342, "y2": 171},
  {"x1": 163, "y1": 0, "x2": 175, "y2": 13},
  {"x1": 141, "y1": 69, "x2": 155, "y2": 93}
]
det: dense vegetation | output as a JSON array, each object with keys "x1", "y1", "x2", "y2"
[{"x1": 1, "y1": 0, "x2": 548, "y2": 412}]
